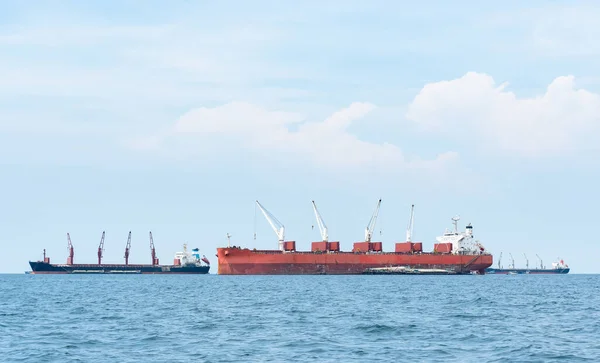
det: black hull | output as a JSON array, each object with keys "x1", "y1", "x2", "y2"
[
  {"x1": 485, "y1": 268, "x2": 569, "y2": 275},
  {"x1": 28, "y1": 261, "x2": 210, "y2": 274}
]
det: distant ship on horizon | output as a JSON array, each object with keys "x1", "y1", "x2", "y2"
[{"x1": 485, "y1": 252, "x2": 569, "y2": 275}]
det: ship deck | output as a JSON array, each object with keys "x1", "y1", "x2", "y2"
[{"x1": 223, "y1": 248, "x2": 491, "y2": 256}]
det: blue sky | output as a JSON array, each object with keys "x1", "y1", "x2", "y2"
[{"x1": 1, "y1": 1, "x2": 599, "y2": 273}]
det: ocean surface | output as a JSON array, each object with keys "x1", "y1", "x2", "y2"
[{"x1": 1, "y1": 274, "x2": 598, "y2": 362}]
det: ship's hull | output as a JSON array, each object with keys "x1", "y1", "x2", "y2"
[
  {"x1": 485, "y1": 268, "x2": 569, "y2": 275},
  {"x1": 28, "y1": 261, "x2": 210, "y2": 274},
  {"x1": 216, "y1": 248, "x2": 493, "y2": 275}
]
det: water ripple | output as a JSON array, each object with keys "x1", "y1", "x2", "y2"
[{"x1": 1, "y1": 274, "x2": 599, "y2": 362}]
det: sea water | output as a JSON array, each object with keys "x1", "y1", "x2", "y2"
[{"x1": 0, "y1": 274, "x2": 598, "y2": 362}]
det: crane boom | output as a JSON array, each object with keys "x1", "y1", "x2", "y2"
[
  {"x1": 66, "y1": 233, "x2": 74, "y2": 265},
  {"x1": 97, "y1": 231, "x2": 105, "y2": 265},
  {"x1": 256, "y1": 200, "x2": 285, "y2": 251},
  {"x1": 311, "y1": 201, "x2": 328, "y2": 242},
  {"x1": 509, "y1": 252, "x2": 515, "y2": 269},
  {"x1": 365, "y1": 199, "x2": 382, "y2": 242},
  {"x1": 124, "y1": 231, "x2": 132, "y2": 265},
  {"x1": 406, "y1": 204, "x2": 415, "y2": 242},
  {"x1": 67, "y1": 233, "x2": 75, "y2": 265},
  {"x1": 498, "y1": 252, "x2": 502, "y2": 269},
  {"x1": 523, "y1": 253, "x2": 529, "y2": 269},
  {"x1": 149, "y1": 231, "x2": 158, "y2": 265}
]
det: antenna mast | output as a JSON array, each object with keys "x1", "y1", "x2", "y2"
[
  {"x1": 97, "y1": 231, "x2": 105, "y2": 265},
  {"x1": 406, "y1": 204, "x2": 415, "y2": 242},
  {"x1": 365, "y1": 199, "x2": 382, "y2": 242},
  {"x1": 253, "y1": 202, "x2": 257, "y2": 241},
  {"x1": 311, "y1": 201, "x2": 328, "y2": 242},
  {"x1": 451, "y1": 216, "x2": 460, "y2": 233},
  {"x1": 124, "y1": 231, "x2": 132, "y2": 265}
]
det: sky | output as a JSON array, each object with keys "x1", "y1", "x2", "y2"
[{"x1": 1, "y1": 0, "x2": 599, "y2": 273}]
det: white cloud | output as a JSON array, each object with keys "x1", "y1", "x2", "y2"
[
  {"x1": 530, "y1": 5, "x2": 600, "y2": 57},
  {"x1": 0, "y1": 19, "x2": 312, "y2": 102},
  {"x1": 0, "y1": 25, "x2": 172, "y2": 46},
  {"x1": 406, "y1": 72, "x2": 600, "y2": 156},
  {"x1": 131, "y1": 102, "x2": 458, "y2": 172},
  {"x1": 127, "y1": 134, "x2": 164, "y2": 151},
  {"x1": 175, "y1": 102, "x2": 305, "y2": 135}
]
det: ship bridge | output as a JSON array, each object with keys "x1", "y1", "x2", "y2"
[{"x1": 436, "y1": 217, "x2": 486, "y2": 255}]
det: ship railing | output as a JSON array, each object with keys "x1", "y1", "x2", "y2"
[{"x1": 233, "y1": 249, "x2": 491, "y2": 256}]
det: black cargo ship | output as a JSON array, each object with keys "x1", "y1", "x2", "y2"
[
  {"x1": 28, "y1": 231, "x2": 210, "y2": 275},
  {"x1": 485, "y1": 267, "x2": 569, "y2": 275},
  {"x1": 485, "y1": 256, "x2": 569, "y2": 275},
  {"x1": 28, "y1": 261, "x2": 210, "y2": 274}
]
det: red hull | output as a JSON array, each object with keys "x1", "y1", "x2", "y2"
[{"x1": 217, "y1": 248, "x2": 493, "y2": 275}]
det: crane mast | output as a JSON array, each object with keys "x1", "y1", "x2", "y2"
[
  {"x1": 508, "y1": 253, "x2": 515, "y2": 269},
  {"x1": 311, "y1": 201, "x2": 328, "y2": 242},
  {"x1": 365, "y1": 199, "x2": 382, "y2": 242},
  {"x1": 256, "y1": 200, "x2": 285, "y2": 251},
  {"x1": 66, "y1": 233, "x2": 74, "y2": 265},
  {"x1": 523, "y1": 253, "x2": 529, "y2": 270},
  {"x1": 124, "y1": 231, "x2": 132, "y2": 265},
  {"x1": 536, "y1": 254, "x2": 544, "y2": 269},
  {"x1": 498, "y1": 252, "x2": 502, "y2": 269},
  {"x1": 406, "y1": 204, "x2": 415, "y2": 242},
  {"x1": 150, "y1": 231, "x2": 157, "y2": 265},
  {"x1": 97, "y1": 231, "x2": 106, "y2": 265}
]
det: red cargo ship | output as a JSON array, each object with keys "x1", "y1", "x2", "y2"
[{"x1": 217, "y1": 201, "x2": 492, "y2": 275}]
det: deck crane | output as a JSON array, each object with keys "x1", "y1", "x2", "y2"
[
  {"x1": 523, "y1": 253, "x2": 529, "y2": 270},
  {"x1": 536, "y1": 254, "x2": 544, "y2": 269},
  {"x1": 498, "y1": 252, "x2": 503, "y2": 269},
  {"x1": 97, "y1": 231, "x2": 105, "y2": 265},
  {"x1": 256, "y1": 200, "x2": 285, "y2": 251},
  {"x1": 66, "y1": 233, "x2": 74, "y2": 265},
  {"x1": 311, "y1": 201, "x2": 328, "y2": 242},
  {"x1": 365, "y1": 199, "x2": 382, "y2": 242},
  {"x1": 150, "y1": 231, "x2": 158, "y2": 265},
  {"x1": 406, "y1": 204, "x2": 415, "y2": 242},
  {"x1": 124, "y1": 231, "x2": 132, "y2": 265},
  {"x1": 508, "y1": 252, "x2": 515, "y2": 269}
]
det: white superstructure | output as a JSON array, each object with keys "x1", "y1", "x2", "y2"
[
  {"x1": 552, "y1": 258, "x2": 569, "y2": 269},
  {"x1": 435, "y1": 216, "x2": 486, "y2": 255},
  {"x1": 173, "y1": 244, "x2": 209, "y2": 266}
]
